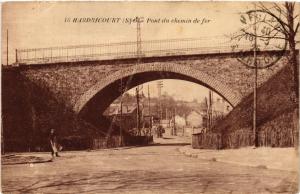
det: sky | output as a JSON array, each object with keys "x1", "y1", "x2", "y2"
[
  {"x1": 2, "y1": 2, "x2": 299, "y2": 65},
  {"x1": 127, "y1": 79, "x2": 213, "y2": 102},
  {"x1": 2, "y1": 1, "x2": 254, "y2": 65}
]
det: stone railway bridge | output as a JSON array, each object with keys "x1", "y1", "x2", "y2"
[{"x1": 2, "y1": 51, "x2": 288, "y2": 150}]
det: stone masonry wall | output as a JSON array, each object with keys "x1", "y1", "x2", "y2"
[{"x1": 19, "y1": 52, "x2": 288, "y2": 113}]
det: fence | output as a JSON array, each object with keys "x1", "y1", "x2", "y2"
[
  {"x1": 92, "y1": 136, "x2": 122, "y2": 149},
  {"x1": 15, "y1": 36, "x2": 285, "y2": 65},
  {"x1": 3, "y1": 135, "x2": 153, "y2": 152},
  {"x1": 4, "y1": 136, "x2": 92, "y2": 152},
  {"x1": 192, "y1": 128, "x2": 298, "y2": 149},
  {"x1": 192, "y1": 133, "x2": 222, "y2": 149},
  {"x1": 193, "y1": 109, "x2": 299, "y2": 149},
  {"x1": 92, "y1": 135, "x2": 153, "y2": 149}
]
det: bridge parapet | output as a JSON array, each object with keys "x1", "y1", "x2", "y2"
[{"x1": 16, "y1": 36, "x2": 284, "y2": 65}]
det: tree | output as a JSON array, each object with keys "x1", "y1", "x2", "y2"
[{"x1": 232, "y1": 2, "x2": 299, "y2": 101}]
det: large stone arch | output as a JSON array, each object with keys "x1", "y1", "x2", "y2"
[{"x1": 74, "y1": 63, "x2": 242, "y2": 115}]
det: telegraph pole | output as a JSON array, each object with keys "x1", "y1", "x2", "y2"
[
  {"x1": 253, "y1": 3, "x2": 258, "y2": 147},
  {"x1": 135, "y1": 17, "x2": 142, "y2": 136},
  {"x1": 136, "y1": 86, "x2": 141, "y2": 136},
  {"x1": 157, "y1": 81, "x2": 163, "y2": 121},
  {"x1": 165, "y1": 108, "x2": 168, "y2": 120},
  {"x1": 166, "y1": 108, "x2": 170, "y2": 127},
  {"x1": 7, "y1": 29, "x2": 9, "y2": 65},
  {"x1": 208, "y1": 90, "x2": 213, "y2": 131},
  {"x1": 1, "y1": 116, "x2": 4, "y2": 155},
  {"x1": 148, "y1": 84, "x2": 152, "y2": 135},
  {"x1": 174, "y1": 108, "x2": 176, "y2": 136},
  {"x1": 174, "y1": 107, "x2": 177, "y2": 135},
  {"x1": 233, "y1": 3, "x2": 285, "y2": 147},
  {"x1": 119, "y1": 78, "x2": 124, "y2": 146},
  {"x1": 136, "y1": 16, "x2": 142, "y2": 59}
]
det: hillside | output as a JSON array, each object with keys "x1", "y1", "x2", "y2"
[{"x1": 213, "y1": 63, "x2": 298, "y2": 135}]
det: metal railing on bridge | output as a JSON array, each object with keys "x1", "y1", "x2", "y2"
[{"x1": 16, "y1": 36, "x2": 285, "y2": 65}]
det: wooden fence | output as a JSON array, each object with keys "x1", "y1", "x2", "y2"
[
  {"x1": 92, "y1": 135, "x2": 153, "y2": 149},
  {"x1": 193, "y1": 110, "x2": 299, "y2": 149},
  {"x1": 192, "y1": 133, "x2": 222, "y2": 149},
  {"x1": 192, "y1": 128, "x2": 298, "y2": 149},
  {"x1": 92, "y1": 136, "x2": 122, "y2": 149},
  {"x1": 3, "y1": 135, "x2": 153, "y2": 152}
]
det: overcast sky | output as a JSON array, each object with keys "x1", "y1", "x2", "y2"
[
  {"x1": 2, "y1": 1, "x2": 256, "y2": 64},
  {"x1": 127, "y1": 79, "x2": 214, "y2": 102}
]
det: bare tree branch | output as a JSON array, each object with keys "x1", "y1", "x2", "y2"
[
  {"x1": 255, "y1": 2, "x2": 290, "y2": 31},
  {"x1": 295, "y1": 22, "x2": 299, "y2": 34},
  {"x1": 233, "y1": 2, "x2": 299, "y2": 99},
  {"x1": 255, "y1": 19, "x2": 286, "y2": 35},
  {"x1": 249, "y1": 9, "x2": 290, "y2": 35},
  {"x1": 272, "y1": 3, "x2": 288, "y2": 17},
  {"x1": 242, "y1": 30, "x2": 287, "y2": 40}
]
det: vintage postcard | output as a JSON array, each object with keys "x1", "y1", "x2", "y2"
[{"x1": 1, "y1": 1, "x2": 299, "y2": 193}]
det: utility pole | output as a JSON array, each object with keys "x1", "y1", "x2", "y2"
[
  {"x1": 135, "y1": 17, "x2": 142, "y2": 136},
  {"x1": 157, "y1": 80, "x2": 163, "y2": 122},
  {"x1": 7, "y1": 29, "x2": 9, "y2": 66},
  {"x1": 119, "y1": 78, "x2": 124, "y2": 146},
  {"x1": 136, "y1": 86, "x2": 141, "y2": 136},
  {"x1": 1, "y1": 116, "x2": 4, "y2": 155},
  {"x1": 166, "y1": 108, "x2": 168, "y2": 120},
  {"x1": 148, "y1": 84, "x2": 152, "y2": 135},
  {"x1": 253, "y1": 3, "x2": 258, "y2": 147},
  {"x1": 210, "y1": 91, "x2": 213, "y2": 129},
  {"x1": 208, "y1": 91, "x2": 211, "y2": 130},
  {"x1": 166, "y1": 108, "x2": 170, "y2": 127},
  {"x1": 233, "y1": 3, "x2": 285, "y2": 147},
  {"x1": 208, "y1": 90, "x2": 213, "y2": 131},
  {"x1": 136, "y1": 16, "x2": 142, "y2": 60},
  {"x1": 172, "y1": 108, "x2": 175, "y2": 136},
  {"x1": 174, "y1": 107, "x2": 177, "y2": 135}
]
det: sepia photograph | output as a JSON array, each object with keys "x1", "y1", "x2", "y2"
[{"x1": 1, "y1": 1, "x2": 300, "y2": 193}]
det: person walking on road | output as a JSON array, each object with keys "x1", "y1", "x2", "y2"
[{"x1": 49, "y1": 128, "x2": 60, "y2": 160}]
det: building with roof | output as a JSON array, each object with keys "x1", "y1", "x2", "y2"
[{"x1": 104, "y1": 104, "x2": 138, "y2": 134}]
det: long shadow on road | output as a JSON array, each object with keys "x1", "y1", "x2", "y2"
[
  {"x1": 2, "y1": 155, "x2": 52, "y2": 166},
  {"x1": 149, "y1": 143, "x2": 190, "y2": 147},
  {"x1": 3, "y1": 170, "x2": 297, "y2": 194}
]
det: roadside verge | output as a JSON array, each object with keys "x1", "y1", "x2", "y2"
[{"x1": 178, "y1": 145, "x2": 299, "y2": 172}]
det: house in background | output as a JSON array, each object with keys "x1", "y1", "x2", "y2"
[
  {"x1": 182, "y1": 111, "x2": 206, "y2": 136},
  {"x1": 186, "y1": 110, "x2": 204, "y2": 128},
  {"x1": 103, "y1": 104, "x2": 138, "y2": 135}
]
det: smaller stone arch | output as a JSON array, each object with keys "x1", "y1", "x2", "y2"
[{"x1": 74, "y1": 63, "x2": 242, "y2": 114}]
